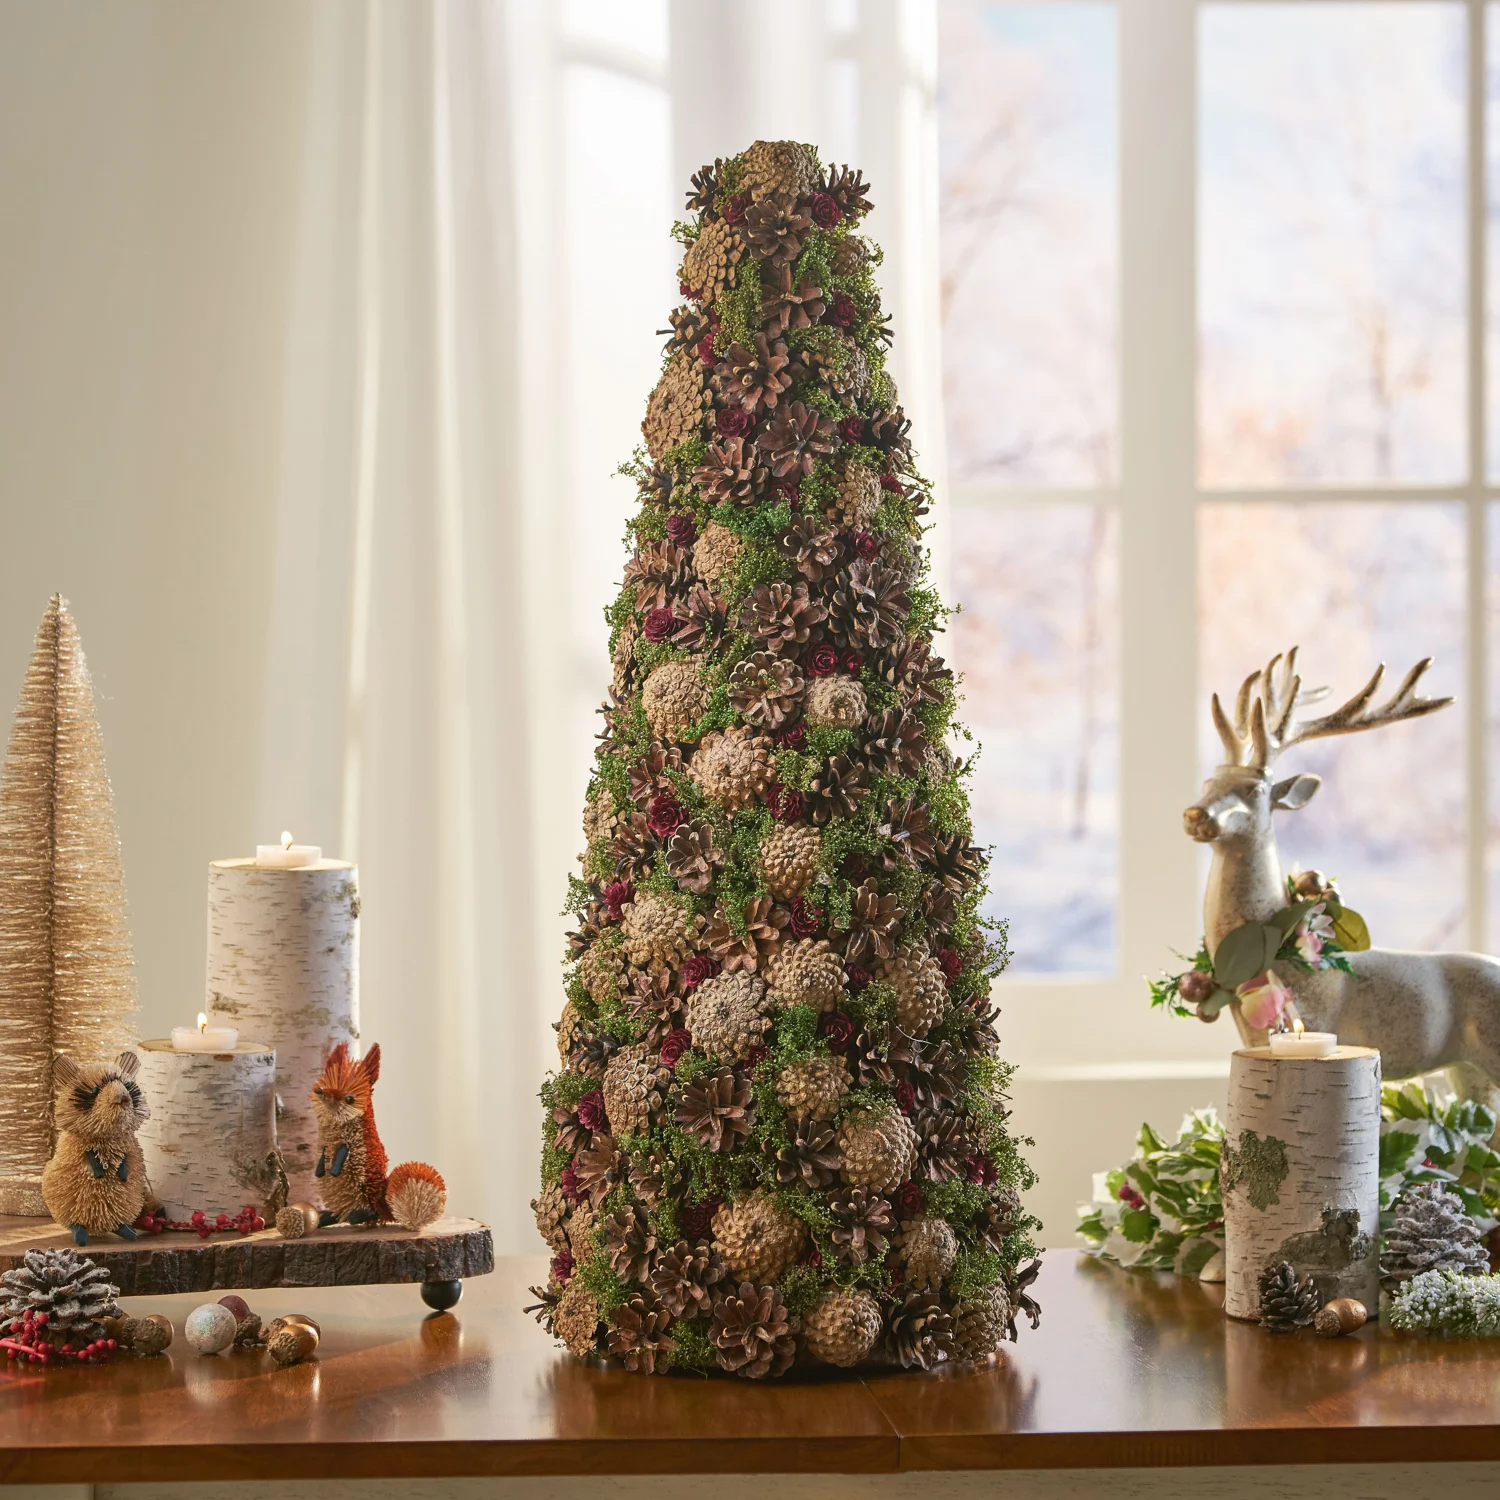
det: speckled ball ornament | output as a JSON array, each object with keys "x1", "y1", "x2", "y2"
[{"x1": 184, "y1": 1302, "x2": 237, "y2": 1355}]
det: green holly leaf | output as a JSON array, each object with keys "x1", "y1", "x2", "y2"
[
  {"x1": 1119, "y1": 1206, "x2": 1158, "y2": 1243},
  {"x1": 1212, "y1": 921, "x2": 1280, "y2": 991},
  {"x1": 1379, "y1": 1129, "x2": 1420, "y2": 1178},
  {"x1": 1333, "y1": 906, "x2": 1370, "y2": 952}
]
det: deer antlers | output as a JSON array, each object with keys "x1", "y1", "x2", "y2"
[{"x1": 1211, "y1": 647, "x2": 1453, "y2": 770}]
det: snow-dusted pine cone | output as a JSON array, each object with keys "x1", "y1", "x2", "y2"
[
  {"x1": 642, "y1": 349, "x2": 713, "y2": 460},
  {"x1": 620, "y1": 892, "x2": 700, "y2": 969},
  {"x1": 834, "y1": 460, "x2": 881, "y2": 529},
  {"x1": 642, "y1": 660, "x2": 709, "y2": 741},
  {"x1": 804, "y1": 675, "x2": 867, "y2": 730},
  {"x1": 877, "y1": 944, "x2": 948, "y2": 1038},
  {"x1": 690, "y1": 726, "x2": 775, "y2": 810},
  {"x1": 802, "y1": 1286, "x2": 882, "y2": 1367},
  {"x1": 691, "y1": 521, "x2": 744, "y2": 589},
  {"x1": 602, "y1": 1043, "x2": 671, "y2": 1137},
  {"x1": 764, "y1": 937, "x2": 846, "y2": 1011},
  {"x1": 740, "y1": 139, "x2": 819, "y2": 202},
  {"x1": 775, "y1": 1054, "x2": 851, "y2": 1121},
  {"x1": 685, "y1": 971, "x2": 772, "y2": 1062},
  {"x1": 1383, "y1": 1182, "x2": 1490, "y2": 1279},
  {"x1": 712, "y1": 1193, "x2": 807, "y2": 1283},
  {"x1": 0, "y1": 1248, "x2": 120, "y2": 1350},
  {"x1": 951, "y1": 1284, "x2": 1012, "y2": 1365},
  {"x1": 552, "y1": 1280, "x2": 602, "y2": 1357},
  {"x1": 680, "y1": 216, "x2": 745, "y2": 304},
  {"x1": 577, "y1": 941, "x2": 625, "y2": 1003},
  {"x1": 894, "y1": 1216, "x2": 958, "y2": 1291},
  {"x1": 760, "y1": 822, "x2": 822, "y2": 900},
  {"x1": 532, "y1": 1182, "x2": 570, "y2": 1251},
  {"x1": 838, "y1": 1104, "x2": 918, "y2": 1193}
]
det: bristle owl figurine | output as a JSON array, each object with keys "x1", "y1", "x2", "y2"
[{"x1": 41, "y1": 1052, "x2": 150, "y2": 1245}]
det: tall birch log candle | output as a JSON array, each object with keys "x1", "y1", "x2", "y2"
[
  {"x1": 1222, "y1": 1044, "x2": 1381, "y2": 1321},
  {"x1": 136, "y1": 1038, "x2": 279, "y2": 1218},
  {"x1": 204, "y1": 850, "x2": 359, "y2": 1202}
]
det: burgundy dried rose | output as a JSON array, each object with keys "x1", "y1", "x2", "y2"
[
  {"x1": 744, "y1": 1042, "x2": 769, "y2": 1071},
  {"x1": 844, "y1": 964, "x2": 872, "y2": 994},
  {"x1": 965, "y1": 1151, "x2": 997, "y2": 1186},
  {"x1": 894, "y1": 1080, "x2": 917, "y2": 1116},
  {"x1": 722, "y1": 193, "x2": 750, "y2": 226},
  {"x1": 679, "y1": 279, "x2": 694, "y2": 297},
  {"x1": 803, "y1": 642, "x2": 840, "y2": 678},
  {"x1": 698, "y1": 334, "x2": 717, "y2": 365},
  {"x1": 829, "y1": 292, "x2": 857, "y2": 328},
  {"x1": 680, "y1": 954, "x2": 721, "y2": 990},
  {"x1": 559, "y1": 1165, "x2": 582, "y2": 1202},
  {"x1": 838, "y1": 416, "x2": 864, "y2": 445},
  {"x1": 809, "y1": 191, "x2": 841, "y2": 228},
  {"x1": 551, "y1": 1245, "x2": 575, "y2": 1284},
  {"x1": 801, "y1": 1244, "x2": 824, "y2": 1270},
  {"x1": 643, "y1": 607, "x2": 677, "y2": 642},
  {"x1": 849, "y1": 530, "x2": 878, "y2": 560},
  {"x1": 665, "y1": 512, "x2": 697, "y2": 546},
  {"x1": 893, "y1": 1180, "x2": 923, "y2": 1220},
  {"x1": 648, "y1": 792, "x2": 686, "y2": 836},
  {"x1": 772, "y1": 476, "x2": 801, "y2": 502},
  {"x1": 788, "y1": 894, "x2": 821, "y2": 939},
  {"x1": 660, "y1": 1028, "x2": 693, "y2": 1068},
  {"x1": 576, "y1": 1089, "x2": 609, "y2": 1132},
  {"x1": 935, "y1": 948, "x2": 962, "y2": 985},
  {"x1": 604, "y1": 881, "x2": 636, "y2": 920},
  {"x1": 776, "y1": 722, "x2": 807, "y2": 751},
  {"x1": 842, "y1": 649, "x2": 864, "y2": 676},
  {"x1": 880, "y1": 474, "x2": 904, "y2": 492},
  {"x1": 768, "y1": 785, "x2": 805, "y2": 823},
  {"x1": 717, "y1": 404, "x2": 751, "y2": 438},
  {"x1": 679, "y1": 1195, "x2": 721, "y2": 1242},
  {"x1": 818, "y1": 1009, "x2": 855, "y2": 1053}
]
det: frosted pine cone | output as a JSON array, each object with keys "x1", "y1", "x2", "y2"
[
  {"x1": 0, "y1": 1248, "x2": 121, "y2": 1352},
  {"x1": 765, "y1": 937, "x2": 846, "y2": 1011},
  {"x1": 712, "y1": 1194, "x2": 807, "y2": 1283},
  {"x1": 894, "y1": 1216, "x2": 958, "y2": 1291},
  {"x1": 878, "y1": 944, "x2": 948, "y2": 1038},
  {"x1": 838, "y1": 1104, "x2": 918, "y2": 1193},
  {"x1": 831, "y1": 235, "x2": 870, "y2": 277},
  {"x1": 642, "y1": 349, "x2": 712, "y2": 460},
  {"x1": 776, "y1": 1054, "x2": 851, "y2": 1121},
  {"x1": 804, "y1": 675, "x2": 867, "y2": 731},
  {"x1": 602, "y1": 1043, "x2": 671, "y2": 1137},
  {"x1": 577, "y1": 942, "x2": 625, "y2": 1004},
  {"x1": 621, "y1": 892, "x2": 701, "y2": 969},
  {"x1": 692, "y1": 521, "x2": 744, "y2": 589},
  {"x1": 740, "y1": 139, "x2": 819, "y2": 202},
  {"x1": 686, "y1": 971, "x2": 772, "y2": 1062},
  {"x1": 552, "y1": 1280, "x2": 602, "y2": 1357},
  {"x1": 532, "y1": 1182, "x2": 570, "y2": 1250},
  {"x1": 681, "y1": 216, "x2": 745, "y2": 304},
  {"x1": 951, "y1": 1284, "x2": 1012, "y2": 1366},
  {"x1": 760, "y1": 823, "x2": 822, "y2": 900},
  {"x1": 690, "y1": 726, "x2": 775, "y2": 810},
  {"x1": 642, "y1": 660, "x2": 709, "y2": 741},
  {"x1": 834, "y1": 461, "x2": 881, "y2": 528},
  {"x1": 1383, "y1": 1182, "x2": 1490, "y2": 1280},
  {"x1": 802, "y1": 1287, "x2": 882, "y2": 1368}
]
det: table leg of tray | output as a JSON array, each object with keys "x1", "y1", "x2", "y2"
[{"x1": 420, "y1": 1279, "x2": 463, "y2": 1311}]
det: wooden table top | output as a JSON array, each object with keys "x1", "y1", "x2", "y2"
[{"x1": 3, "y1": 1251, "x2": 1500, "y2": 1483}]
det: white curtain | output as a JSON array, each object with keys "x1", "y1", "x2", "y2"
[{"x1": 0, "y1": 0, "x2": 940, "y2": 1254}]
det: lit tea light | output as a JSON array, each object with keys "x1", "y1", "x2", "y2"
[
  {"x1": 171, "y1": 1012, "x2": 240, "y2": 1053},
  {"x1": 1269, "y1": 1018, "x2": 1337, "y2": 1059},
  {"x1": 255, "y1": 830, "x2": 322, "y2": 869}
]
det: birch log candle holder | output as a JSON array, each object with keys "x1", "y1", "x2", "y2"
[
  {"x1": 136, "y1": 1039, "x2": 278, "y2": 1219},
  {"x1": 1222, "y1": 1044, "x2": 1381, "y2": 1321},
  {"x1": 204, "y1": 852, "x2": 359, "y2": 1202}
]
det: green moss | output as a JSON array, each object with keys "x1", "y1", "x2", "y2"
[
  {"x1": 948, "y1": 1249, "x2": 1003, "y2": 1303},
  {"x1": 668, "y1": 1316, "x2": 716, "y2": 1369},
  {"x1": 577, "y1": 1251, "x2": 628, "y2": 1314}
]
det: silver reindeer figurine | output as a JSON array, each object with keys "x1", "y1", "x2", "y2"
[{"x1": 1185, "y1": 648, "x2": 1500, "y2": 1115}]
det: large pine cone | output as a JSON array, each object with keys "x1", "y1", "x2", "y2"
[
  {"x1": 738, "y1": 580, "x2": 828, "y2": 653},
  {"x1": 681, "y1": 216, "x2": 745, "y2": 304},
  {"x1": 0, "y1": 1248, "x2": 121, "y2": 1348},
  {"x1": 642, "y1": 350, "x2": 711, "y2": 460},
  {"x1": 641, "y1": 660, "x2": 709, "y2": 740},
  {"x1": 761, "y1": 266, "x2": 826, "y2": 334},
  {"x1": 691, "y1": 521, "x2": 744, "y2": 589},
  {"x1": 760, "y1": 823, "x2": 822, "y2": 900},
  {"x1": 744, "y1": 193, "x2": 813, "y2": 268},
  {"x1": 603, "y1": 1204, "x2": 658, "y2": 1283},
  {"x1": 834, "y1": 460, "x2": 881, "y2": 528},
  {"x1": 665, "y1": 820, "x2": 724, "y2": 895},
  {"x1": 838, "y1": 1104, "x2": 918, "y2": 1193},
  {"x1": 552, "y1": 1280, "x2": 602, "y2": 1358},
  {"x1": 1257, "y1": 1261, "x2": 1321, "y2": 1332},
  {"x1": 764, "y1": 937, "x2": 846, "y2": 1011},
  {"x1": 576, "y1": 942, "x2": 625, "y2": 1004},
  {"x1": 652, "y1": 1239, "x2": 726, "y2": 1317},
  {"x1": 894, "y1": 1216, "x2": 958, "y2": 1291},
  {"x1": 771, "y1": 1118, "x2": 841, "y2": 1191},
  {"x1": 885, "y1": 1291, "x2": 955, "y2": 1370},
  {"x1": 712, "y1": 1193, "x2": 807, "y2": 1282},
  {"x1": 877, "y1": 944, "x2": 948, "y2": 1038},
  {"x1": 757, "y1": 400, "x2": 837, "y2": 479},
  {"x1": 951, "y1": 1284, "x2": 1012, "y2": 1366},
  {"x1": 694, "y1": 436, "x2": 771, "y2": 508},
  {"x1": 623, "y1": 538, "x2": 693, "y2": 611},
  {"x1": 827, "y1": 560, "x2": 910, "y2": 652},
  {"x1": 740, "y1": 139, "x2": 819, "y2": 202},
  {"x1": 710, "y1": 1281, "x2": 797, "y2": 1379},
  {"x1": 804, "y1": 675, "x2": 867, "y2": 730},
  {"x1": 803, "y1": 1287, "x2": 882, "y2": 1367},
  {"x1": 829, "y1": 1186, "x2": 895, "y2": 1265},
  {"x1": 685, "y1": 972, "x2": 771, "y2": 1062},
  {"x1": 776, "y1": 1054, "x2": 851, "y2": 1121},
  {"x1": 674, "y1": 1066, "x2": 754, "y2": 1152},
  {"x1": 602, "y1": 1043, "x2": 671, "y2": 1137},
  {"x1": 778, "y1": 514, "x2": 842, "y2": 583},
  {"x1": 705, "y1": 896, "x2": 788, "y2": 972},
  {"x1": 690, "y1": 727, "x2": 776, "y2": 810},
  {"x1": 620, "y1": 893, "x2": 701, "y2": 969},
  {"x1": 728, "y1": 652, "x2": 804, "y2": 729},
  {"x1": 606, "y1": 1291, "x2": 674, "y2": 1374},
  {"x1": 532, "y1": 1182, "x2": 570, "y2": 1251},
  {"x1": 716, "y1": 333, "x2": 792, "y2": 417},
  {"x1": 1383, "y1": 1182, "x2": 1489, "y2": 1281},
  {"x1": 807, "y1": 755, "x2": 868, "y2": 825}
]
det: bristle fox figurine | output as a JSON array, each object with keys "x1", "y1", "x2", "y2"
[{"x1": 41, "y1": 1052, "x2": 151, "y2": 1246}]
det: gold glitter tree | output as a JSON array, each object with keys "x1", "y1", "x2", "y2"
[{"x1": 0, "y1": 596, "x2": 137, "y2": 1215}]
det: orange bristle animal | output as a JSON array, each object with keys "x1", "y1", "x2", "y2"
[{"x1": 306, "y1": 1042, "x2": 390, "y2": 1225}]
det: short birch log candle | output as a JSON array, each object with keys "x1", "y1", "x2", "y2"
[
  {"x1": 204, "y1": 854, "x2": 359, "y2": 1202},
  {"x1": 135, "y1": 1038, "x2": 279, "y2": 1219},
  {"x1": 1222, "y1": 1044, "x2": 1381, "y2": 1321}
]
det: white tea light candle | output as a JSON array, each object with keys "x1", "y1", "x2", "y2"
[
  {"x1": 1270, "y1": 1019, "x2": 1337, "y2": 1059},
  {"x1": 171, "y1": 1013, "x2": 239, "y2": 1052},
  {"x1": 255, "y1": 830, "x2": 322, "y2": 868}
]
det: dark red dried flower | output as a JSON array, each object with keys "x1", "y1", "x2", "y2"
[
  {"x1": 679, "y1": 280, "x2": 694, "y2": 297},
  {"x1": 665, "y1": 513, "x2": 697, "y2": 546},
  {"x1": 801, "y1": 1245, "x2": 824, "y2": 1269},
  {"x1": 838, "y1": 416, "x2": 864, "y2": 444},
  {"x1": 681, "y1": 954, "x2": 721, "y2": 990},
  {"x1": 768, "y1": 784, "x2": 805, "y2": 823},
  {"x1": 880, "y1": 474, "x2": 905, "y2": 492},
  {"x1": 809, "y1": 191, "x2": 841, "y2": 228},
  {"x1": 698, "y1": 334, "x2": 717, "y2": 365},
  {"x1": 772, "y1": 476, "x2": 801, "y2": 502},
  {"x1": 803, "y1": 642, "x2": 840, "y2": 678},
  {"x1": 679, "y1": 1196, "x2": 722, "y2": 1242},
  {"x1": 648, "y1": 792, "x2": 686, "y2": 836},
  {"x1": 788, "y1": 894, "x2": 821, "y2": 938},
  {"x1": 935, "y1": 948, "x2": 962, "y2": 985},
  {"x1": 744, "y1": 1042, "x2": 769, "y2": 1070},
  {"x1": 660, "y1": 1029, "x2": 693, "y2": 1068},
  {"x1": 843, "y1": 648, "x2": 865, "y2": 675},
  {"x1": 717, "y1": 404, "x2": 751, "y2": 438},
  {"x1": 551, "y1": 1245, "x2": 575, "y2": 1284},
  {"x1": 722, "y1": 193, "x2": 750, "y2": 226},
  {"x1": 818, "y1": 1009, "x2": 855, "y2": 1053},
  {"x1": 604, "y1": 882, "x2": 636, "y2": 920},
  {"x1": 576, "y1": 1090, "x2": 609, "y2": 1132},
  {"x1": 829, "y1": 292, "x2": 857, "y2": 328},
  {"x1": 844, "y1": 964, "x2": 872, "y2": 994},
  {"x1": 775, "y1": 722, "x2": 806, "y2": 750},
  {"x1": 849, "y1": 530, "x2": 878, "y2": 560},
  {"x1": 894, "y1": 1080, "x2": 917, "y2": 1115},
  {"x1": 559, "y1": 1165, "x2": 582, "y2": 1202},
  {"x1": 643, "y1": 607, "x2": 677, "y2": 642},
  {"x1": 893, "y1": 1180, "x2": 923, "y2": 1220},
  {"x1": 965, "y1": 1152, "x2": 997, "y2": 1186}
]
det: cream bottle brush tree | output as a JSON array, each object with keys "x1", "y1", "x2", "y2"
[{"x1": 0, "y1": 596, "x2": 138, "y2": 1216}]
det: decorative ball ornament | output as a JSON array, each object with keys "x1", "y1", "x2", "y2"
[{"x1": 183, "y1": 1302, "x2": 237, "y2": 1355}]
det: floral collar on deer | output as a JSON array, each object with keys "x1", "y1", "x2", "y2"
[{"x1": 1150, "y1": 873, "x2": 1371, "y2": 1026}]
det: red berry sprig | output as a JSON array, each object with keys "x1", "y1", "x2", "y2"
[
  {"x1": 2, "y1": 1310, "x2": 116, "y2": 1365},
  {"x1": 133, "y1": 1204, "x2": 265, "y2": 1239}
]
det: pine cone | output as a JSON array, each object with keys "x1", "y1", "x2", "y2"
[
  {"x1": 0, "y1": 1248, "x2": 121, "y2": 1352},
  {"x1": 760, "y1": 823, "x2": 822, "y2": 900},
  {"x1": 827, "y1": 560, "x2": 910, "y2": 651},
  {"x1": 737, "y1": 580, "x2": 828, "y2": 654},
  {"x1": 764, "y1": 937, "x2": 846, "y2": 1011},
  {"x1": 712, "y1": 1193, "x2": 807, "y2": 1282},
  {"x1": 716, "y1": 333, "x2": 792, "y2": 416},
  {"x1": 607, "y1": 1291, "x2": 675, "y2": 1374},
  {"x1": 879, "y1": 531, "x2": 920, "y2": 589},
  {"x1": 874, "y1": 795, "x2": 936, "y2": 871},
  {"x1": 669, "y1": 583, "x2": 727, "y2": 650},
  {"x1": 566, "y1": 1199, "x2": 599, "y2": 1254},
  {"x1": 674, "y1": 1066, "x2": 755, "y2": 1152},
  {"x1": 741, "y1": 140, "x2": 819, "y2": 202},
  {"x1": 705, "y1": 896, "x2": 789, "y2": 972},
  {"x1": 867, "y1": 405, "x2": 913, "y2": 466},
  {"x1": 775, "y1": 1053, "x2": 851, "y2": 1121},
  {"x1": 1258, "y1": 1261, "x2": 1321, "y2": 1332},
  {"x1": 691, "y1": 521, "x2": 744, "y2": 589},
  {"x1": 663, "y1": 302, "x2": 713, "y2": 355},
  {"x1": 685, "y1": 158, "x2": 723, "y2": 214},
  {"x1": 693, "y1": 435, "x2": 771, "y2": 507},
  {"x1": 894, "y1": 1216, "x2": 958, "y2": 1291},
  {"x1": 612, "y1": 617, "x2": 641, "y2": 698},
  {"x1": 771, "y1": 1117, "x2": 841, "y2": 1190},
  {"x1": 602, "y1": 1043, "x2": 671, "y2": 1137},
  {"x1": 532, "y1": 1182, "x2": 570, "y2": 1251},
  {"x1": 603, "y1": 1204, "x2": 657, "y2": 1284},
  {"x1": 641, "y1": 659, "x2": 709, "y2": 741},
  {"x1": 804, "y1": 675, "x2": 867, "y2": 730},
  {"x1": 829, "y1": 1186, "x2": 895, "y2": 1264},
  {"x1": 777, "y1": 514, "x2": 842, "y2": 582},
  {"x1": 628, "y1": 1147, "x2": 672, "y2": 1208},
  {"x1": 685, "y1": 972, "x2": 772, "y2": 1062},
  {"x1": 881, "y1": 637, "x2": 953, "y2": 709},
  {"x1": 573, "y1": 1135, "x2": 624, "y2": 1206},
  {"x1": 831, "y1": 233, "x2": 870, "y2": 277},
  {"x1": 728, "y1": 652, "x2": 805, "y2": 729},
  {"x1": 885, "y1": 1291, "x2": 955, "y2": 1370},
  {"x1": 877, "y1": 944, "x2": 948, "y2": 1038},
  {"x1": 665, "y1": 820, "x2": 725, "y2": 894},
  {"x1": 838, "y1": 877, "x2": 900, "y2": 964},
  {"x1": 824, "y1": 164, "x2": 874, "y2": 220},
  {"x1": 761, "y1": 266, "x2": 826, "y2": 334},
  {"x1": 690, "y1": 727, "x2": 776, "y2": 810},
  {"x1": 833, "y1": 461, "x2": 882, "y2": 529},
  {"x1": 642, "y1": 351, "x2": 712, "y2": 459},
  {"x1": 629, "y1": 743, "x2": 685, "y2": 805},
  {"x1": 744, "y1": 193, "x2": 812, "y2": 268},
  {"x1": 623, "y1": 538, "x2": 693, "y2": 610},
  {"x1": 979, "y1": 1186, "x2": 1021, "y2": 1252},
  {"x1": 681, "y1": 216, "x2": 746, "y2": 304},
  {"x1": 575, "y1": 943, "x2": 624, "y2": 1005},
  {"x1": 807, "y1": 755, "x2": 868, "y2": 825},
  {"x1": 757, "y1": 400, "x2": 837, "y2": 480},
  {"x1": 552, "y1": 1280, "x2": 602, "y2": 1358},
  {"x1": 864, "y1": 715, "x2": 930, "y2": 779},
  {"x1": 802, "y1": 1287, "x2": 882, "y2": 1368},
  {"x1": 951, "y1": 1284, "x2": 1012, "y2": 1366},
  {"x1": 652, "y1": 1240, "x2": 727, "y2": 1317},
  {"x1": 711, "y1": 1281, "x2": 797, "y2": 1378},
  {"x1": 620, "y1": 892, "x2": 701, "y2": 969},
  {"x1": 1383, "y1": 1182, "x2": 1490, "y2": 1280},
  {"x1": 582, "y1": 787, "x2": 621, "y2": 847},
  {"x1": 931, "y1": 830, "x2": 985, "y2": 894},
  {"x1": 838, "y1": 1104, "x2": 918, "y2": 1193}
]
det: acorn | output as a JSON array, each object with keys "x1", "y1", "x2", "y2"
[
  {"x1": 1315, "y1": 1297, "x2": 1368, "y2": 1337},
  {"x1": 275, "y1": 1203, "x2": 323, "y2": 1240},
  {"x1": 1291, "y1": 869, "x2": 1332, "y2": 900},
  {"x1": 123, "y1": 1314, "x2": 173, "y2": 1356},
  {"x1": 267, "y1": 1321, "x2": 319, "y2": 1367}
]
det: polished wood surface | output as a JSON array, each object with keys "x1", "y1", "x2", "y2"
[
  {"x1": 2, "y1": 1252, "x2": 1499, "y2": 1483},
  {"x1": 0, "y1": 1213, "x2": 493, "y2": 1294}
]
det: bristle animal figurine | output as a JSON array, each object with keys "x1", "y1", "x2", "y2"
[{"x1": 41, "y1": 1053, "x2": 150, "y2": 1245}]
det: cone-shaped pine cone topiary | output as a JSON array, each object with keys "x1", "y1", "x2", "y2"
[
  {"x1": 1, "y1": 1248, "x2": 121, "y2": 1354},
  {"x1": 534, "y1": 142, "x2": 1036, "y2": 1378},
  {"x1": 1258, "y1": 1261, "x2": 1321, "y2": 1332},
  {"x1": 1382, "y1": 1182, "x2": 1490, "y2": 1281}
]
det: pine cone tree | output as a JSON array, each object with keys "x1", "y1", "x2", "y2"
[
  {"x1": 804, "y1": 675, "x2": 867, "y2": 730},
  {"x1": 951, "y1": 1284, "x2": 1012, "y2": 1366},
  {"x1": 878, "y1": 944, "x2": 948, "y2": 1037},
  {"x1": 691, "y1": 521, "x2": 744, "y2": 589},
  {"x1": 716, "y1": 333, "x2": 792, "y2": 416},
  {"x1": 1258, "y1": 1261, "x2": 1321, "y2": 1332},
  {"x1": 665, "y1": 820, "x2": 725, "y2": 895},
  {"x1": 689, "y1": 727, "x2": 776, "y2": 810},
  {"x1": 712, "y1": 1193, "x2": 807, "y2": 1282},
  {"x1": 0, "y1": 1248, "x2": 121, "y2": 1353},
  {"x1": 642, "y1": 351, "x2": 712, "y2": 460},
  {"x1": 641, "y1": 660, "x2": 709, "y2": 741},
  {"x1": 680, "y1": 216, "x2": 745, "y2": 303},
  {"x1": 607, "y1": 1291, "x2": 675, "y2": 1374},
  {"x1": 710, "y1": 1281, "x2": 797, "y2": 1379},
  {"x1": 838, "y1": 1104, "x2": 918, "y2": 1193},
  {"x1": 674, "y1": 1066, "x2": 754, "y2": 1152},
  {"x1": 775, "y1": 1054, "x2": 851, "y2": 1121},
  {"x1": 760, "y1": 823, "x2": 822, "y2": 901},
  {"x1": 829, "y1": 1186, "x2": 895, "y2": 1264},
  {"x1": 685, "y1": 972, "x2": 771, "y2": 1062},
  {"x1": 1383, "y1": 1182, "x2": 1490, "y2": 1280},
  {"x1": 620, "y1": 892, "x2": 701, "y2": 969},
  {"x1": 885, "y1": 1291, "x2": 955, "y2": 1370},
  {"x1": 651, "y1": 1239, "x2": 726, "y2": 1317},
  {"x1": 602, "y1": 1043, "x2": 671, "y2": 1137},
  {"x1": 894, "y1": 1216, "x2": 958, "y2": 1291},
  {"x1": 741, "y1": 139, "x2": 819, "y2": 201},
  {"x1": 803, "y1": 1287, "x2": 882, "y2": 1368},
  {"x1": 764, "y1": 937, "x2": 846, "y2": 1011},
  {"x1": 728, "y1": 652, "x2": 804, "y2": 729},
  {"x1": 771, "y1": 1117, "x2": 841, "y2": 1190},
  {"x1": 758, "y1": 401, "x2": 837, "y2": 479}
]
